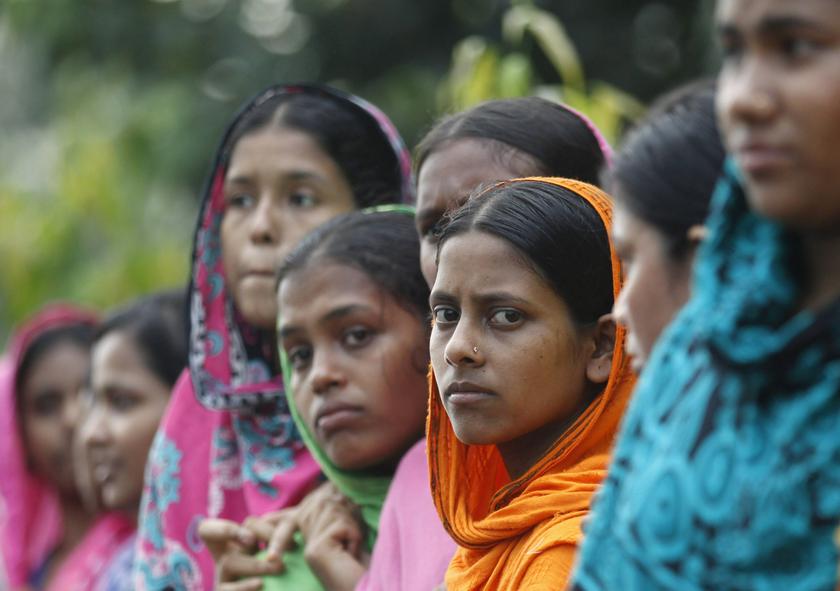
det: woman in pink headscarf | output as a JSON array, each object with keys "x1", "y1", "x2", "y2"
[{"x1": 0, "y1": 304, "x2": 133, "y2": 590}]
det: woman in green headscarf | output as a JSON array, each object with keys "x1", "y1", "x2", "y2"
[{"x1": 217, "y1": 207, "x2": 431, "y2": 591}]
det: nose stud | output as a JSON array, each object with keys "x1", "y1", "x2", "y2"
[{"x1": 473, "y1": 346, "x2": 479, "y2": 354}]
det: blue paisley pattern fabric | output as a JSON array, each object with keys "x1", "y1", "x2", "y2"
[
  {"x1": 571, "y1": 161, "x2": 840, "y2": 591},
  {"x1": 134, "y1": 432, "x2": 202, "y2": 591}
]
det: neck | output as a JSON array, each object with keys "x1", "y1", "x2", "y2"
[
  {"x1": 800, "y1": 232, "x2": 840, "y2": 311},
  {"x1": 497, "y1": 396, "x2": 592, "y2": 481},
  {"x1": 58, "y1": 494, "x2": 94, "y2": 549}
]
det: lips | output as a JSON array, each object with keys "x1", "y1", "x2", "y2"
[
  {"x1": 443, "y1": 380, "x2": 496, "y2": 406},
  {"x1": 734, "y1": 142, "x2": 793, "y2": 177},
  {"x1": 314, "y1": 401, "x2": 365, "y2": 436}
]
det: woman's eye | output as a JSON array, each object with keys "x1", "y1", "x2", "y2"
[
  {"x1": 226, "y1": 193, "x2": 257, "y2": 210},
  {"x1": 287, "y1": 345, "x2": 313, "y2": 369},
  {"x1": 489, "y1": 309, "x2": 523, "y2": 326},
  {"x1": 343, "y1": 326, "x2": 373, "y2": 348},
  {"x1": 109, "y1": 392, "x2": 139, "y2": 412},
  {"x1": 289, "y1": 190, "x2": 318, "y2": 208},
  {"x1": 32, "y1": 391, "x2": 62, "y2": 417},
  {"x1": 719, "y1": 39, "x2": 743, "y2": 64},
  {"x1": 433, "y1": 307, "x2": 459, "y2": 325},
  {"x1": 421, "y1": 220, "x2": 443, "y2": 242},
  {"x1": 780, "y1": 36, "x2": 820, "y2": 60}
]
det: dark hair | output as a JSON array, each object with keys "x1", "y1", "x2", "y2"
[
  {"x1": 278, "y1": 210, "x2": 429, "y2": 322},
  {"x1": 225, "y1": 89, "x2": 403, "y2": 208},
  {"x1": 16, "y1": 324, "x2": 96, "y2": 395},
  {"x1": 437, "y1": 181, "x2": 613, "y2": 325},
  {"x1": 608, "y1": 80, "x2": 725, "y2": 259},
  {"x1": 415, "y1": 97, "x2": 606, "y2": 186},
  {"x1": 95, "y1": 289, "x2": 188, "y2": 388}
]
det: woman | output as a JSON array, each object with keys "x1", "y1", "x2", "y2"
[
  {"x1": 428, "y1": 177, "x2": 635, "y2": 589},
  {"x1": 414, "y1": 96, "x2": 611, "y2": 285},
  {"x1": 609, "y1": 80, "x2": 725, "y2": 371},
  {"x1": 78, "y1": 290, "x2": 187, "y2": 590},
  {"x1": 0, "y1": 304, "x2": 131, "y2": 590},
  {"x1": 133, "y1": 84, "x2": 412, "y2": 590},
  {"x1": 570, "y1": 0, "x2": 840, "y2": 588}
]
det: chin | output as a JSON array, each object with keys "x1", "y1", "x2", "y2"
[
  {"x1": 235, "y1": 299, "x2": 279, "y2": 329},
  {"x1": 450, "y1": 423, "x2": 496, "y2": 446},
  {"x1": 743, "y1": 180, "x2": 816, "y2": 227}
]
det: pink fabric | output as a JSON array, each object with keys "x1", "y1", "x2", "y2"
[
  {"x1": 0, "y1": 304, "x2": 97, "y2": 588},
  {"x1": 46, "y1": 512, "x2": 135, "y2": 591},
  {"x1": 563, "y1": 104, "x2": 614, "y2": 167},
  {"x1": 356, "y1": 439, "x2": 456, "y2": 591},
  {"x1": 133, "y1": 371, "x2": 319, "y2": 589}
]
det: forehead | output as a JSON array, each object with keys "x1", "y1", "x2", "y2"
[
  {"x1": 226, "y1": 127, "x2": 335, "y2": 176},
  {"x1": 279, "y1": 263, "x2": 383, "y2": 322},
  {"x1": 716, "y1": 0, "x2": 840, "y2": 27},
  {"x1": 417, "y1": 139, "x2": 529, "y2": 210},
  {"x1": 436, "y1": 232, "x2": 542, "y2": 291}
]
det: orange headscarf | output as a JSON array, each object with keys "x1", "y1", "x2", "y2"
[{"x1": 426, "y1": 177, "x2": 636, "y2": 590}]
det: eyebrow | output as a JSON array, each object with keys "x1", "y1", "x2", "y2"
[
  {"x1": 278, "y1": 304, "x2": 374, "y2": 339},
  {"x1": 429, "y1": 290, "x2": 531, "y2": 307},
  {"x1": 416, "y1": 207, "x2": 444, "y2": 230},
  {"x1": 226, "y1": 170, "x2": 325, "y2": 186},
  {"x1": 717, "y1": 14, "x2": 826, "y2": 38}
]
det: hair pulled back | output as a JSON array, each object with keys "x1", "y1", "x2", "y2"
[
  {"x1": 436, "y1": 180, "x2": 613, "y2": 325},
  {"x1": 609, "y1": 80, "x2": 725, "y2": 259},
  {"x1": 415, "y1": 97, "x2": 606, "y2": 186},
  {"x1": 278, "y1": 210, "x2": 429, "y2": 321}
]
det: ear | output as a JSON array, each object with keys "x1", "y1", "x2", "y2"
[
  {"x1": 687, "y1": 224, "x2": 707, "y2": 244},
  {"x1": 585, "y1": 313, "x2": 616, "y2": 384}
]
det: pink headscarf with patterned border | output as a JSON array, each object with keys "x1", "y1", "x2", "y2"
[
  {"x1": 133, "y1": 84, "x2": 414, "y2": 590},
  {"x1": 0, "y1": 304, "x2": 97, "y2": 587}
]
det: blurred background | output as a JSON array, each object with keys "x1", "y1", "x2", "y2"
[{"x1": 0, "y1": 0, "x2": 718, "y2": 343}]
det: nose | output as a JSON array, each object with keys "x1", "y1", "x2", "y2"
[
  {"x1": 310, "y1": 348, "x2": 348, "y2": 396},
  {"x1": 719, "y1": 55, "x2": 779, "y2": 130},
  {"x1": 612, "y1": 288, "x2": 629, "y2": 330},
  {"x1": 443, "y1": 319, "x2": 483, "y2": 368},
  {"x1": 249, "y1": 194, "x2": 281, "y2": 245},
  {"x1": 62, "y1": 389, "x2": 82, "y2": 432},
  {"x1": 80, "y1": 404, "x2": 110, "y2": 448}
]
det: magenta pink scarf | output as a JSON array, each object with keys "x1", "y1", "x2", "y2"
[
  {"x1": 46, "y1": 512, "x2": 135, "y2": 591},
  {"x1": 0, "y1": 304, "x2": 97, "y2": 588},
  {"x1": 133, "y1": 84, "x2": 413, "y2": 589}
]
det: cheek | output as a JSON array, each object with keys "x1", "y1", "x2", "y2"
[
  {"x1": 419, "y1": 240, "x2": 437, "y2": 287},
  {"x1": 220, "y1": 216, "x2": 242, "y2": 278},
  {"x1": 429, "y1": 330, "x2": 448, "y2": 374},
  {"x1": 292, "y1": 386, "x2": 317, "y2": 433}
]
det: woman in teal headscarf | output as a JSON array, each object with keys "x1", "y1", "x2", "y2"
[{"x1": 571, "y1": 0, "x2": 840, "y2": 589}]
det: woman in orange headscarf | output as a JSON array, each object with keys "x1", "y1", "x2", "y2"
[{"x1": 427, "y1": 177, "x2": 635, "y2": 589}]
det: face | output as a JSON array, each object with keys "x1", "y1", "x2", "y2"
[
  {"x1": 81, "y1": 331, "x2": 171, "y2": 512},
  {"x1": 430, "y1": 232, "x2": 611, "y2": 478},
  {"x1": 416, "y1": 138, "x2": 540, "y2": 286},
  {"x1": 18, "y1": 340, "x2": 90, "y2": 495},
  {"x1": 716, "y1": 0, "x2": 840, "y2": 230},
  {"x1": 221, "y1": 127, "x2": 356, "y2": 329},
  {"x1": 611, "y1": 199, "x2": 694, "y2": 373},
  {"x1": 279, "y1": 263, "x2": 429, "y2": 472}
]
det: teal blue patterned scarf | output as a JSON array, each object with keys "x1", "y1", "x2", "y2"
[{"x1": 571, "y1": 160, "x2": 840, "y2": 590}]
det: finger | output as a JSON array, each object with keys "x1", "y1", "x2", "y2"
[
  {"x1": 219, "y1": 578, "x2": 265, "y2": 591},
  {"x1": 218, "y1": 553, "x2": 282, "y2": 581},
  {"x1": 242, "y1": 515, "x2": 284, "y2": 545},
  {"x1": 266, "y1": 513, "x2": 302, "y2": 562},
  {"x1": 198, "y1": 519, "x2": 253, "y2": 558}
]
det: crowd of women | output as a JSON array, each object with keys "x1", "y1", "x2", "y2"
[{"x1": 2, "y1": 0, "x2": 839, "y2": 588}]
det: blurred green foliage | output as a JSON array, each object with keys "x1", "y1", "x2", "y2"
[{"x1": 0, "y1": 0, "x2": 718, "y2": 343}]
